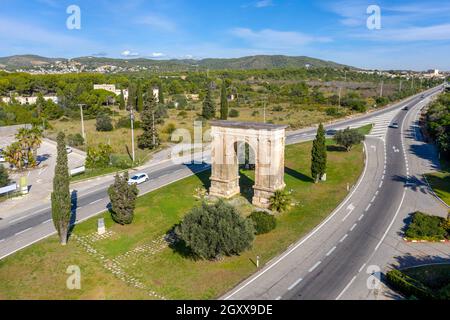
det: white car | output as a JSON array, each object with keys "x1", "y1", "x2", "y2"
[{"x1": 128, "y1": 173, "x2": 149, "y2": 185}]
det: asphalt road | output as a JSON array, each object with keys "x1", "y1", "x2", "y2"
[
  {"x1": 0, "y1": 86, "x2": 444, "y2": 262},
  {"x1": 222, "y1": 85, "x2": 444, "y2": 300}
]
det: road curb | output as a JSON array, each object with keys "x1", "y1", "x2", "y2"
[{"x1": 402, "y1": 237, "x2": 450, "y2": 243}]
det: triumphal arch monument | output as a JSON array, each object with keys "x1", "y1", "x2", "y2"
[{"x1": 209, "y1": 121, "x2": 287, "y2": 208}]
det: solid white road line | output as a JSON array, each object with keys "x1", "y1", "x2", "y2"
[
  {"x1": 89, "y1": 199, "x2": 104, "y2": 205},
  {"x1": 287, "y1": 277, "x2": 303, "y2": 291},
  {"x1": 41, "y1": 219, "x2": 52, "y2": 224},
  {"x1": 308, "y1": 261, "x2": 322, "y2": 273},
  {"x1": 336, "y1": 276, "x2": 357, "y2": 300},
  {"x1": 223, "y1": 142, "x2": 370, "y2": 300}
]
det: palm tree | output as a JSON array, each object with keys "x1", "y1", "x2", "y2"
[
  {"x1": 4, "y1": 142, "x2": 25, "y2": 170},
  {"x1": 269, "y1": 190, "x2": 291, "y2": 213},
  {"x1": 15, "y1": 127, "x2": 42, "y2": 167}
]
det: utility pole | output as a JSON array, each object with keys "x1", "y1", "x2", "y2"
[
  {"x1": 399, "y1": 80, "x2": 402, "y2": 92},
  {"x1": 130, "y1": 107, "x2": 135, "y2": 163},
  {"x1": 380, "y1": 81, "x2": 384, "y2": 97},
  {"x1": 338, "y1": 87, "x2": 342, "y2": 107},
  {"x1": 78, "y1": 104, "x2": 86, "y2": 141},
  {"x1": 152, "y1": 111, "x2": 156, "y2": 147}
]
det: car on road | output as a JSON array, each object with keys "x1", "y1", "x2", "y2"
[
  {"x1": 127, "y1": 173, "x2": 150, "y2": 185},
  {"x1": 421, "y1": 94, "x2": 425, "y2": 99},
  {"x1": 326, "y1": 129, "x2": 337, "y2": 136},
  {"x1": 403, "y1": 106, "x2": 409, "y2": 111},
  {"x1": 66, "y1": 146, "x2": 73, "y2": 154},
  {"x1": 391, "y1": 122, "x2": 399, "y2": 129}
]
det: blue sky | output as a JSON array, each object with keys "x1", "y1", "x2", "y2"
[{"x1": 1, "y1": 0, "x2": 449, "y2": 70}]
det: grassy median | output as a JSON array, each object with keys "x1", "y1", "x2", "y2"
[{"x1": 0, "y1": 139, "x2": 364, "y2": 300}]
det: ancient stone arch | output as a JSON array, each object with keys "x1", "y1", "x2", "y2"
[{"x1": 209, "y1": 121, "x2": 287, "y2": 208}]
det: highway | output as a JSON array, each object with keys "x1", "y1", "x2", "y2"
[
  {"x1": 223, "y1": 85, "x2": 445, "y2": 300},
  {"x1": 0, "y1": 86, "x2": 444, "y2": 264}
]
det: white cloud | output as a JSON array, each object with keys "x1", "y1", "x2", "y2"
[
  {"x1": 356, "y1": 23, "x2": 450, "y2": 42},
  {"x1": 231, "y1": 28, "x2": 331, "y2": 48},
  {"x1": 136, "y1": 14, "x2": 176, "y2": 32},
  {"x1": 121, "y1": 50, "x2": 139, "y2": 57},
  {"x1": 255, "y1": 0, "x2": 273, "y2": 8},
  {"x1": 150, "y1": 52, "x2": 165, "y2": 58}
]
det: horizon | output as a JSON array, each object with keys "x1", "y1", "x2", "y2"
[{"x1": 0, "y1": 1, "x2": 449, "y2": 71}]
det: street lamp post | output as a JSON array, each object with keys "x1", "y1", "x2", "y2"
[
  {"x1": 130, "y1": 107, "x2": 136, "y2": 163},
  {"x1": 78, "y1": 104, "x2": 86, "y2": 142}
]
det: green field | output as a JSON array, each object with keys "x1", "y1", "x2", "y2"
[{"x1": 0, "y1": 139, "x2": 364, "y2": 300}]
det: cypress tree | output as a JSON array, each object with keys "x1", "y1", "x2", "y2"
[
  {"x1": 108, "y1": 172, "x2": 139, "y2": 225},
  {"x1": 158, "y1": 84, "x2": 165, "y2": 105},
  {"x1": 311, "y1": 123, "x2": 327, "y2": 183},
  {"x1": 51, "y1": 132, "x2": 71, "y2": 245},
  {"x1": 119, "y1": 89, "x2": 125, "y2": 110},
  {"x1": 136, "y1": 80, "x2": 143, "y2": 112},
  {"x1": 138, "y1": 89, "x2": 160, "y2": 149},
  {"x1": 127, "y1": 82, "x2": 135, "y2": 110},
  {"x1": 202, "y1": 84, "x2": 216, "y2": 120},
  {"x1": 220, "y1": 80, "x2": 228, "y2": 120}
]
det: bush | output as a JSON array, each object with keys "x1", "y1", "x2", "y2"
[
  {"x1": 67, "y1": 133, "x2": 84, "y2": 147},
  {"x1": 115, "y1": 116, "x2": 141, "y2": 129},
  {"x1": 176, "y1": 200, "x2": 255, "y2": 260},
  {"x1": 249, "y1": 211, "x2": 277, "y2": 235},
  {"x1": 272, "y1": 106, "x2": 283, "y2": 112},
  {"x1": 325, "y1": 107, "x2": 342, "y2": 117},
  {"x1": 0, "y1": 164, "x2": 10, "y2": 187},
  {"x1": 229, "y1": 109, "x2": 240, "y2": 118},
  {"x1": 178, "y1": 110, "x2": 188, "y2": 119},
  {"x1": 405, "y1": 212, "x2": 447, "y2": 241},
  {"x1": 334, "y1": 127, "x2": 365, "y2": 151},
  {"x1": 96, "y1": 114, "x2": 113, "y2": 132},
  {"x1": 386, "y1": 269, "x2": 435, "y2": 300},
  {"x1": 86, "y1": 143, "x2": 112, "y2": 169},
  {"x1": 163, "y1": 123, "x2": 177, "y2": 135},
  {"x1": 269, "y1": 190, "x2": 291, "y2": 213}
]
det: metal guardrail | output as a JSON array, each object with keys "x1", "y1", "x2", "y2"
[{"x1": 0, "y1": 183, "x2": 18, "y2": 196}]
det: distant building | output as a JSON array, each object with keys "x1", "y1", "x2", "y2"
[
  {"x1": 93, "y1": 84, "x2": 129, "y2": 100},
  {"x1": 185, "y1": 93, "x2": 200, "y2": 101},
  {"x1": 0, "y1": 95, "x2": 58, "y2": 105}
]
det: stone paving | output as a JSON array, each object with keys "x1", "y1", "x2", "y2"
[{"x1": 72, "y1": 232, "x2": 167, "y2": 300}]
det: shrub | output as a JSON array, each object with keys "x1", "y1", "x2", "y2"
[
  {"x1": 115, "y1": 116, "x2": 141, "y2": 129},
  {"x1": 178, "y1": 110, "x2": 188, "y2": 119},
  {"x1": 229, "y1": 109, "x2": 240, "y2": 118},
  {"x1": 251, "y1": 110, "x2": 260, "y2": 116},
  {"x1": 96, "y1": 114, "x2": 113, "y2": 132},
  {"x1": 405, "y1": 212, "x2": 447, "y2": 241},
  {"x1": 163, "y1": 123, "x2": 177, "y2": 135},
  {"x1": 176, "y1": 200, "x2": 255, "y2": 260},
  {"x1": 386, "y1": 269, "x2": 435, "y2": 300},
  {"x1": 272, "y1": 106, "x2": 283, "y2": 112},
  {"x1": 325, "y1": 107, "x2": 341, "y2": 117},
  {"x1": 67, "y1": 133, "x2": 84, "y2": 147},
  {"x1": 108, "y1": 172, "x2": 139, "y2": 225},
  {"x1": 249, "y1": 211, "x2": 277, "y2": 235},
  {"x1": 86, "y1": 143, "x2": 112, "y2": 169},
  {"x1": 334, "y1": 127, "x2": 365, "y2": 151},
  {"x1": 0, "y1": 164, "x2": 10, "y2": 187},
  {"x1": 269, "y1": 190, "x2": 291, "y2": 213}
]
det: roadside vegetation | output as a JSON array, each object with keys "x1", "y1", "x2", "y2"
[
  {"x1": 387, "y1": 264, "x2": 450, "y2": 300},
  {"x1": 0, "y1": 139, "x2": 364, "y2": 299},
  {"x1": 404, "y1": 211, "x2": 450, "y2": 241}
]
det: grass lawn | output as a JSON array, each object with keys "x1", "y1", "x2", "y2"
[
  {"x1": 424, "y1": 159, "x2": 450, "y2": 206},
  {"x1": 0, "y1": 139, "x2": 364, "y2": 300}
]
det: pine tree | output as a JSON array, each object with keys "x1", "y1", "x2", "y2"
[
  {"x1": 136, "y1": 80, "x2": 143, "y2": 112},
  {"x1": 311, "y1": 123, "x2": 327, "y2": 183},
  {"x1": 158, "y1": 84, "x2": 165, "y2": 105},
  {"x1": 119, "y1": 89, "x2": 125, "y2": 110},
  {"x1": 202, "y1": 84, "x2": 216, "y2": 120},
  {"x1": 108, "y1": 172, "x2": 139, "y2": 225},
  {"x1": 220, "y1": 80, "x2": 228, "y2": 120},
  {"x1": 51, "y1": 132, "x2": 71, "y2": 245},
  {"x1": 138, "y1": 89, "x2": 160, "y2": 149}
]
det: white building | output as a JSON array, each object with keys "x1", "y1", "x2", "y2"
[
  {"x1": 1, "y1": 95, "x2": 58, "y2": 105},
  {"x1": 93, "y1": 84, "x2": 129, "y2": 100}
]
